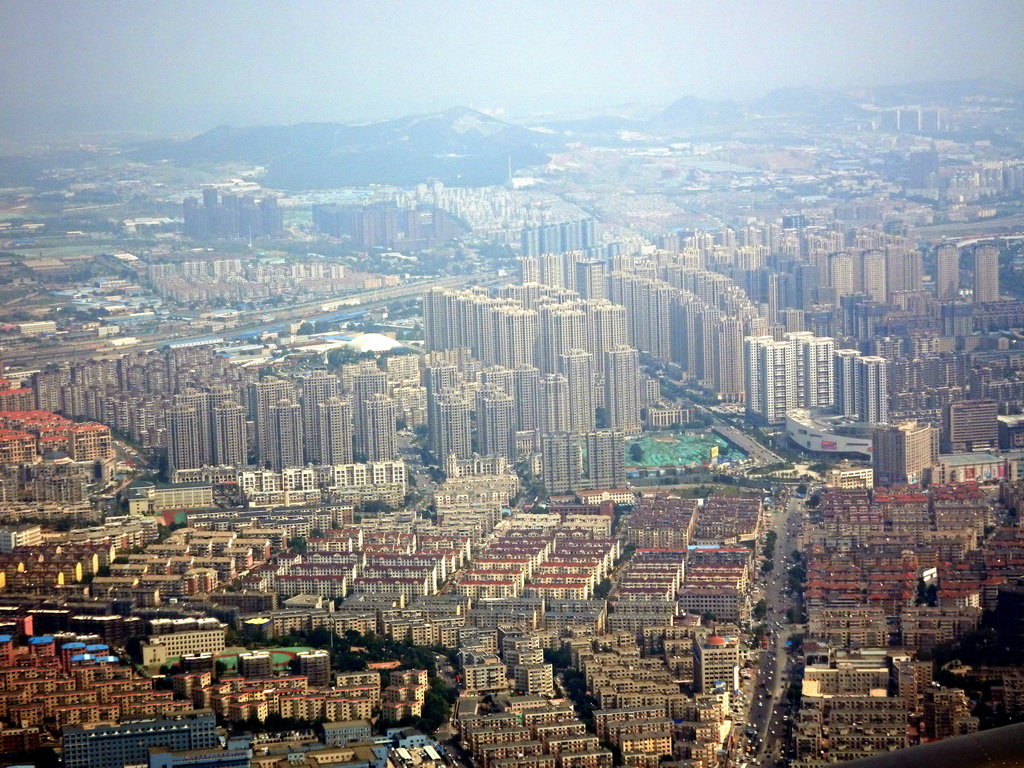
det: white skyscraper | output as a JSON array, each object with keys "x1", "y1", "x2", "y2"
[
  {"x1": 480, "y1": 365, "x2": 515, "y2": 397},
  {"x1": 861, "y1": 249, "x2": 887, "y2": 302},
  {"x1": 541, "y1": 433, "x2": 583, "y2": 494},
  {"x1": 574, "y1": 259, "x2": 606, "y2": 300},
  {"x1": 538, "y1": 303, "x2": 587, "y2": 374},
  {"x1": 476, "y1": 385, "x2": 515, "y2": 460},
  {"x1": 603, "y1": 345, "x2": 641, "y2": 436},
  {"x1": 712, "y1": 316, "x2": 745, "y2": 402},
  {"x1": 582, "y1": 299, "x2": 628, "y2": 375},
  {"x1": 540, "y1": 373, "x2": 571, "y2": 436},
  {"x1": 434, "y1": 391, "x2": 472, "y2": 462},
  {"x1": 539, "y1": 252, "x2": 567, "y2": 288},
  {"x1": 249, "y1": 378, "x2": 297, "y2": 468},
  {"x1": 935, "y1": 244, "x2": 960, "y2": 301},
  {"x1": 363, "y1": 393, "x2": 398, "y2": 462},
  {"x1": 829, "y1": 252, "x2": 854, "y2": 299},
  {"x1": 856, "y1": 355, "x2": 889, "y2": 425},
  {"x1": 352, "y1": 370, "x2": 387, "y2": 461},
  {"x1": 513, "y1": 365, "x2": 542, "y2": 434},
  {"x1": 833, "y1": 348, "x2": 861, "y2": 418},
  {"x1": 168, "y1": 402, "x2": 206, "y2": 473},
  {"x1": 426, "y1": 363, "x2": 460, "y2": 457},
  {"x1": 787, "y1": 332, "x2": 835, "y2": 408},
  {"x1": 518, "y1": 256, "x2": 540, "y2": 284},
  {"x1": 585, "y1": 430, "x2": 625, "y2": 490},
  {"x1": 558, "y1": 349, "x2": 596, "y2": 435},
  {"x1": 973, "y1": 244, "x2": 1000, "y2": 303},
  {"x1": 317, "y1": 397, "x2": 353, "y2": 465},
  {"x1": 301, "y1": 369, "x2": 341, "y2": 464},
  {"x1": 269, "y1": 399, "x2": 304, "y2": 470},
  {"x1": 494, "y1": 306, "x2": 539, "y2": 370},
  {"x1": 744, "y1": 336, "x2": 797, "y2": 425},
  {"x1": 212, "y1": 403, "x2": 247, "y2": 467}
]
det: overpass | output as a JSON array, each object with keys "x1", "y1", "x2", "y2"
[
  {"x1": 712, "y1": 423, "x2": 783, "y2": 465},
  {"x1": 951, "y1": 233, "x2": 1024, "y2": 249}
]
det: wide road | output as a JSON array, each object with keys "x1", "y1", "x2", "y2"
[
  {"x1": 713, "y1": 423, "x2": 783, "y2": 466},
  {"x1": 397, "y1": 431, "x2": 436, "y2": 512},
  {"x1": 4, "y1": 271, "x2": 499, "y2": 369},
  {"x1": 745, "y1": 490, "x2": 803, "y2": 766}
]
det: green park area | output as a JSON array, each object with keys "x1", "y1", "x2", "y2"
[{"x1": 625, "y1": 431, "x2": 746, "y2": 468}]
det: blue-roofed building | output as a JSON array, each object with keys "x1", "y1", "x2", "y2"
[
  {"x1": 60, "y1": 641, "x2": 88, "y2": 667},
  {"x1": 164, "y1": 336, "x2": 224, "y2": 350}
]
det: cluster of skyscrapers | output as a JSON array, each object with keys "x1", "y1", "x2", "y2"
[
  {"x1": 182, "y1": 189, "x2": 282, "y2": 240},
  {"x1": 519, "y1": 219, "x2": 598, "y2": 258},
  {"x1": 426, "y1": 235, "x2": 727, "y2": 492},
  {"x1": 169, "y1": 368, "x2": 397, "y2": 474},
  {"x1": 312, "y1": 201, "x2": 466, "y2": 248},
  {"x1": 167, "y1": 387, "x2": 247, "y2": 471},
  {"x1": 423, "y1": 275, "x2": 644, "y2": 492},
  {"x1": 167, "y1": 213, "x2": 1011, "y2": 498},
  {"x1": 743, "y1": 334, "x2": 889, "y2": 426},
  {"x1": 935, "y1": 243, "x2": 1000, "y2": 303}
]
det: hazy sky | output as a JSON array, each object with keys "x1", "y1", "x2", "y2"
[{"x1": 2, "y1": 0, "x2": 1023, "y2": 139}]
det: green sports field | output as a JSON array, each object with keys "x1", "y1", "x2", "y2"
[{"x1": 214, "y1": 646, "x2": 314, "y2": 671}]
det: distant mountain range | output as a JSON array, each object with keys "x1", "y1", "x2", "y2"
[
  {"x1": 133, "y1": 107, "x2": 558, "y2": 188},
  {"x1": 653, "y1": 79, "x2": 1024, "y2": 127},
  {"x1": 656, "y1": 95, "x2": 745, "y2": 128},
  {"x1": 113, "y1": 78, "x2": 1024, "y2": 190},
  {"x1": 865, "y1": 77, "x2": 1023, "y2": 107}
]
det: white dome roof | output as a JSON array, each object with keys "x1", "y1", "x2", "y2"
[{"x1": 346, "y1": 333, "x2": 403, "y2": 353}]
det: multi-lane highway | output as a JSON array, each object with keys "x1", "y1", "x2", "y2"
[
  {"x1": 742, "y1": 490, "x2": 804, "y2": 766},
  {"x1": 712, "y1": 423, "x2": 784, "y2": 466}
]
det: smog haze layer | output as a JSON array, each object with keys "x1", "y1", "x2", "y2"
[{"x1": 2, "y1": 0, "x2": 1023, "y2": 140}]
